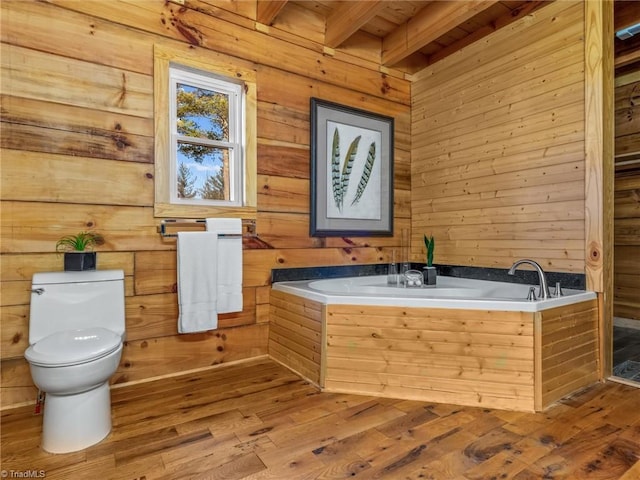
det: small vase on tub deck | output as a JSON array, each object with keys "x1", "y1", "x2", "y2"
[
  {"x1": 423, "y1": 234, "x2": 436, "y2": 286},
  {"x1": 423, "y1": 266, "x2": 436, "y2": 286}
]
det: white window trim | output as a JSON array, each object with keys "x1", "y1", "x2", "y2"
[
  {"x1": 169, "y1": 65, "x2": 244, "y2": 207},
  {"x1": 154, "y1": 44, "x2": 257, "y2": 220}
]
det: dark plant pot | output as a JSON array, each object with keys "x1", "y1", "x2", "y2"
[
  {"x1": 64, "y1": 252, "x2": 96, "y2": 271},
  {"x1": 423, "y1": 266, "x2": 436, "y2": 287}
]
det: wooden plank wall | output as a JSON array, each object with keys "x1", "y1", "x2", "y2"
[
  {"x1": 614, "y1": 71, "x2": 640, "y2": 321},
  {"x1": 538, "y1": 299, "x2": 599, "y2": 409},
  {"x1": 410, "y1": 1, "x2": 586, "y2": 272},
  {"x1": 0, "y1": 0, "x2": 411, "y2": 408},
  {"x1": 324, "y1": 305, "x2": 536, "y2": 412},
  {"x1": 268, "y1": 291, "x2": 324, "y2": 386}
]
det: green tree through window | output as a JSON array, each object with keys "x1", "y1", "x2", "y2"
[
  {"x1": 199, "y1": 170, "x2": 225, "y2": 200},
  {"x1": 177, "y1": 163, "x2": 196, "y2": 198},
  {"x1": 175, "y1": 81, "x2": 233, "y2": 201},
  {"x1": 176, "y1": 83, "x2": 229, "y2": 200},
  {"x1": 177, "y1": 86, "x2": 229, "y2": 157}
]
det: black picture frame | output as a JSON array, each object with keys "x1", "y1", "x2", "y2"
[{"x1": 310, "y1": 98, "x2": 394, "y2": 237}]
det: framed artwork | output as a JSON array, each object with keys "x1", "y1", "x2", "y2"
[{"x1": 310, "y1": 98, "x2": 394, "y2": 237}]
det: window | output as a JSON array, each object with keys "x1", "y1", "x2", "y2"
[
  {"x1": 170, "y1": 65, "x2": 242, "y2": 206},
  {"x1": 154, "y1": 45, "x2": 257, "y2": 219}
]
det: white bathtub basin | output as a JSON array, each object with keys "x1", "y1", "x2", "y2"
[
  {"x1": 272, "y1": 275, "x2": 596, "y2": 312},
  {"x1": 309, "y1": 277, "x2": 485, "y2": 297}
]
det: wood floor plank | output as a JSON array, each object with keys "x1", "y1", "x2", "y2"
[
  {"x1": 570, "y1": 437, "x2": 640, "y2": 480},
  {"x1": 311, "y1": 428, "x2": 389, "y2": 465},
  {"x1": 43, "y1": 455, "x2": 116, "y2": 480},
  {"x1": 239, "y1": 451, "x2": 326, "y2": 479},
  {"x1": 463, "y1": 450, "x2": 530, "y2": 479},
  {"x1": 528, "y1": 417, "x2": 583, "y2": 449},
  {"x1": 160, "y1": 432, "x2": 261, "y2": 480},
  {"x1": 260, "y1": 402, "x2": 406, "y2": 463},
  {"x1": 175, "y1": 409, "x2": 261, "y2": 436},
  {"x1": 361, "y1": 411, "x2": 478, "y2": 476},
  {"x1": 416, "y1": 448, "x2": 478, "y2": 479},
  {"x1": 620, "y1": 459, "x2": 640, "y2": 480},
  {"x1": 1, "y1": 359, "x2": 639, "y2": 479},
  {"x1": 374, "y1": 404, "x2": 439, "y2": 438}
]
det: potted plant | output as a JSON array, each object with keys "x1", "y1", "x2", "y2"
[
  {"x1": 56, "y1": 231, "x2": 104, "y2": 271},
  {"x1": 423, "y1": 234, "x2": 436, "y2": 286}
]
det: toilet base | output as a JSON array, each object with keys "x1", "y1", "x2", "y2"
[{"x1": 42, "y1": 382, "x2": 112, "y2": 453}]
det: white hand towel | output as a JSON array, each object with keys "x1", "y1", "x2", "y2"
[
  {"x1": 206, "y1": 218, "x2": 243, "y2": 313},
  {"x1": 177, "y1": 232, "x2": 219, "y2": 333}
]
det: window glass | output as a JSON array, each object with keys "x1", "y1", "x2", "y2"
[
  {"x1": 169, "y1": 66, "x2": 242, "y2": 206},
  {"x1": 153, "y1": 44, "x2": 257, "y2": 219},
  {"x1": 176, "y1": 83, "x2": 230, "y2": 142}
]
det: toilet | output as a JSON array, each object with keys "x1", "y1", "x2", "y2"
[{"x1": 24, "y1": 269, "x2": 125, "y2": 453}]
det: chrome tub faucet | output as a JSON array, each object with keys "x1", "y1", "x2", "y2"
[{"x1": 508, "y1": 259, "x2": 551, "y2": 300}]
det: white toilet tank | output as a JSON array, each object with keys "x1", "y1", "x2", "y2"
[{"x1": 29, "y1": 270, "x2": 125, "y2": 345}]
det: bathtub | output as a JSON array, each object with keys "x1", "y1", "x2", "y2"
[
  {"x1": 269, "y1": 274, "x2": 600, "y2": 412},
  {"x1": 272, "y1": 274, "x2": 596, "y2": 312}
]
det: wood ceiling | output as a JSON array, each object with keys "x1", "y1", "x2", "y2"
[
  {"x1": 256, "y1": 0, "x2": 640, "y2": 74},
  {"x1": 257, "y1": 1, "x2": 549, "y2": 72},
  {"x1": 614, "y1": 0, "x2": 640, "y2": 75}
]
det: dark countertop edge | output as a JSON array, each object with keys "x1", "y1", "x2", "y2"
[{"x1": 271, "y1": 263, "x2": 586, "y2": 290}]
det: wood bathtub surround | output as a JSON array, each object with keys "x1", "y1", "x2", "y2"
[
  {"x1": 537, "y1": 300, "x2": 600, "y2": 408},
  {"x1": 324, "y1": 305, "x2": 536, "y2": 411},
  {"x1": 268, "y1": 290, "x2": 325, "y2": 387},
  {"x1": 268, "y1": 293, "x2": 600, "y2": 413}
]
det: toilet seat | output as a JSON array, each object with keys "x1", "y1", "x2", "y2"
[{"x1": 25, "y1": 327, "x2": 122, "y2": 367}]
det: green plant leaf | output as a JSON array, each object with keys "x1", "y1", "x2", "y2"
[
  {"x1": 423, "y1": 234, "x2": 435, "y2": 267},
  {"x1": 56, "y1": 231, "x2": 104, "y2": 253}
]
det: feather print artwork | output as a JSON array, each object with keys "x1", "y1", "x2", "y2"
[
  {"x1": 339, "y1": 135, "x2": 361, "y2": 211},
  {"x1": 351, "y1": 141, "x2": 376, "y2": 206},
  {"x1": 331, "y1": 128, "x2": 342, "y2": 209},
  {"x1": 325, "y1": 119, "x2": 382, "y2": 220}
]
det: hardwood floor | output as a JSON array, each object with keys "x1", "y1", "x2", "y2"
[{"x1": 2, "y1": 357, "x2": 639, "y2": 480}]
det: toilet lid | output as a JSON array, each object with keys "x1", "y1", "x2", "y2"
[{"x1": 25, "y1": 327, "x2": 122, "y2": 367}]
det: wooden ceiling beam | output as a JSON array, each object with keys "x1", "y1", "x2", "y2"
[
  {"x1": 426, "y1": 1, "x2": 549, "y2": 67},
  {"x1": 382, "y1": 0, "x2": 500, "y2": 66},
  {"x1": 325, "y1": 1, "x2": 387, "y2": 48},
  {"x1": 256, "y1": 0, "x2": 288, "y2": 26},
  {"x1": 615, "y1": 35, "x2": 640, "y2": 69}
]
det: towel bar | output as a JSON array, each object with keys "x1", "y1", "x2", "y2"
[{"x1": 157, "y1": 218, "x2": 256, "y2": 238}]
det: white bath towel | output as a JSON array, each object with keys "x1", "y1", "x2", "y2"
[
  {"x1": 206, "y1": 218, "x2": 243, "y2": 313},
  {"x1": 177, "y1": 232, "x2": 219, "y2": 333}
]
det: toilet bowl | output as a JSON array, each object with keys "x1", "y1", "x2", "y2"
[
  {"x1": 25, "y1": 270, "x2": 125, "y2": 454},
  {"x1": 26, "y1": 328, "x2": 123, "y2": 394},
  {"x1": 26, "y1": 340, "x2": 123, "y2": 453}
]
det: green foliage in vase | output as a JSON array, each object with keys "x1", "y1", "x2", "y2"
[
  {"x1": 423, "y1": 234, "x2": 435, "y2": 267},
  {"x1": 56, "y1": 232, "x2": 104, "y2": 253}
]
